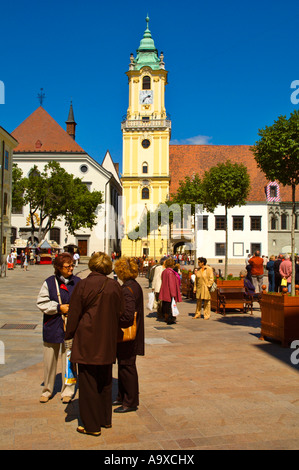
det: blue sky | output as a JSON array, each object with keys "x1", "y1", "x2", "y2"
[{"x1": 1, "y1": 0, "x2": 299, "y2": 173}]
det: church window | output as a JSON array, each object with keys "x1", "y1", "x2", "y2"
[
  {"x1": 142, "y1": 162, "x2": 148, "y2": 174},
  {"x1": 142, "y1": 187, "x2": 149, "y2": 199},
  {"x1": 142, "y1": 76, "x2": 151, "y2": 90}
]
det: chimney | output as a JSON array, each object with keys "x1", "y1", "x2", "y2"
[{"x1": 66, "y1": 101, "x2": 76, "y2": 140}]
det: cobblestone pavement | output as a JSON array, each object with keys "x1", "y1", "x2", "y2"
[{"x1": 1, "y1": 263, "x2": 299, "y2": 450}]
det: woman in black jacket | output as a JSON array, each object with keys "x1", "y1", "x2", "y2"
[{"x1": 113, "y1": 257, "x2": 145, "y2": 413}]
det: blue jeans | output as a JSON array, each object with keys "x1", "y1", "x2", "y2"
[{"x1": 268, "y1": 273, "x2": 275, "y2": 292}]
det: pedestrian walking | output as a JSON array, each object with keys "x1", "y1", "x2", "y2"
[
  {"x1": 113, "y1": 257, "x2": 145, "y2": 414},
  {"x1": 248, "y1": 250, "x2": 264, "y2": 292},
  {"x1": 279, "y1": 254, "x2": 292, "y2": 293},
  {"x1": 152, "y1": 259, "x2": 164, "y2": 319},
  {"x1": 65, "y1": 252, "x2": 124, "y2": 436},
  {"x1": 266, "y1": 255, "x2": 275, "y2": 292},
  {"x1": 159, "y1": 257, "x2": 182, "y2": 325},
  {"x1": 36, "y1": 252, "x2": 81, "y2": 404},
  {"x1": 193, "y1": 257, "x2": 214, "y2": 320},
  {"x1": 274, "y1": 254, "x2": 283, "y2": 292}
]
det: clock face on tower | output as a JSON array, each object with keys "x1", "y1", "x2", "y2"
[{"x1": 139, "y1": 90, "x2": 153, "y2": 104}]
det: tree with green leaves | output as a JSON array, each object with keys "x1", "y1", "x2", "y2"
[
  {"x1": 201, "y1": 160, "x2": 250, "y2": 279},
  {"x1": 12, "y1": 161, "x2": 103, "y2": 243},
  {"x1": 251, "y1": 110, "x2": 299, "y2": 296}
]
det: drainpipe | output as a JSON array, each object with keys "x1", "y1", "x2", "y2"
[
  {"x1": 0, "y1": 139, "x2": 5, "y2": 277},
  {"x1": 104, "y1": 176, "x2": 112, "y2": 254}
]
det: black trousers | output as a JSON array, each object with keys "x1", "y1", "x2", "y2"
[
  {"x1": 162, "y1": 300, "x2": 175, "y2": 324},
  {"x1": 117, "y1": 356, "x2": 139, "y2": 408},
  {"x1": 78, "y1": 363, "x2": 112, "y2": 432}
]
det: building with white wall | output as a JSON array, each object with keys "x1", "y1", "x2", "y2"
[{"x1": 11, "y1": 105, "x2": 121, "y2": 257}]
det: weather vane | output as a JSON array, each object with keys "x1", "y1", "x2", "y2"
[{"x1": 37, "y1": 88, "x2": 46, "y2": 106}]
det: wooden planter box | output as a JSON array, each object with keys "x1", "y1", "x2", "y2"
[
  {"x1": 260, "y1": 292, "x2": 299, "y2": 347},
  {"x1": 181, "y1": 271, "x2": 193, "y2": 298},
  {"x1": 211, "y1": 279, "x2": 244, "y2": 313}
]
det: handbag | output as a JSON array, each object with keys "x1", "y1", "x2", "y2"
[
  {"x1": 118, "y1": 286, "x2": 137, "y2": 343},
  {"x1": 147, "y1": 291, "x2": 155, "y2": 310},
  {"x1": 209, "y1": 281, "x2": 217, "y2": 293},
  {"x1": 171, "y1": 297, "x2": 180, "y2": 317}
]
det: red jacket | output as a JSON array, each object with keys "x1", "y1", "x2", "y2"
[
  {"x1": 159, "y1": 268, "x2": 182, "y2": 303},
  {"x1": 249, "y1": 256, "x2": 264, "y2": 276}
]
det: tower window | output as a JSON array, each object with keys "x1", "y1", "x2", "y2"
[
  {"x1": 142, "y1": 76, "x2": 151, "y2": 90},
  {"x1": 142, "y1": 162, "x2": 148, "y2": 174},
  {"x1": 142, "y1": 139, "x2": 150, "y2": 149},
  {"x1": 142, "y1": 187, "x2": 149, "y2": 199}
]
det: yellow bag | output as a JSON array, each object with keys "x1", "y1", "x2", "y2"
[
  {"x1": 281, "y1": 278, "x2": 288, "y2": 287},
  {"x1": 117, "y1": 312, "x2": 137, "y2": 343}
]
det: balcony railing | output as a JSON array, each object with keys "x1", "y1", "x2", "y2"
[{"x1": 121, "y1": 118, "x2": 171, "y2": 131}]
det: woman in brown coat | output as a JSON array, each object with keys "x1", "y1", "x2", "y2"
[
  {"x1": 113, "y1": 257, "x2": 145, "y2": 413},
  {"x1": 65, "y1": 252, "x2": 124, "y2": 436},
  {"x1": 193, "y1": 257, "x2": 214, "y2": 320}
]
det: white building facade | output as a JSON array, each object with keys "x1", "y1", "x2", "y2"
[
  {"x1": 195, "y1": 203, "x2": 268, "y2": 266},
  {"x1": 11, "y1": 106, "x2": 122, "y2": 257}
]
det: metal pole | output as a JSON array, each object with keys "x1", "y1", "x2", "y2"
[{"x1": 0, "y1": 139, "x2": 6, "y2": 277}]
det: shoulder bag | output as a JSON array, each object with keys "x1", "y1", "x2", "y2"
[{"x1": 118, "y1": 286, "x2": 137, "y2": 343}]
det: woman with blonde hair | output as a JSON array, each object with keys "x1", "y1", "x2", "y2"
[
  {"x1": 113, "y1": 257, "x2": 145, "y2": 413},
  {"x1": 65, "y1": 252, "x2": 124, "y2": 436}
]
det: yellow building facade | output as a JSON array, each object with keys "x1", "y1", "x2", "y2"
[
  {"x1": 121, "y1": 17, "x2": 171, "y2": 258},
  {"x1": 0, "y1": 126, "x2": 18, "y2": 273}
]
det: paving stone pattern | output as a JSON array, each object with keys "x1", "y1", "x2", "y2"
[{"x1": 1, "y1": 264, "x2": 299, "y2": 450}]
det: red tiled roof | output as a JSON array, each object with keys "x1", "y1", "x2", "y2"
[
  {"x1": 12, "y1": 106, "x2": 85, "y2": 154},
  {"x1": 169, "y1": 145, "x2": 294, "y2": 202}
]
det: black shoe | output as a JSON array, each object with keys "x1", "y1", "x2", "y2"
[
  {"x1": 112, "y1": 400, "x2": 122, "y2": 406},
  {"x1": 113, "y1": 406, "x2": 137, "y2": 413}
]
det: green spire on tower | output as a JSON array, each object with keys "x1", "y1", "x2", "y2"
[{"x1": 131, "y1": 16, "x2": 162, "y2": 71}]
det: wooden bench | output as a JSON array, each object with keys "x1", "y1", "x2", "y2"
[{"x1": 218, "y1": 287, "x2": 246, "y2": 316}]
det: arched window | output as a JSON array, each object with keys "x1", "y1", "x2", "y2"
[
  {"x1": 271, "y1": 216, "x2": 277, "y2": 230},
  {"x1": 142, "y1": 76, "x2": 151, "y2": 90},
  {"x1": 142, "y1": 162, "x2": 148, "y2": 174},
  {"x1": 142, "y1": 187, "x2": 149, "y2": 199},
  {"x1": 281, "y1": 213, "x2": 288, "y2": 230}
]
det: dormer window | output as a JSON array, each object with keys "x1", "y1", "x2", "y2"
[
  {"x1": 270, "y1": 185, "x2": 277, "y2": 198},
  {"x1": 265, "y1": 181, "x2": 280, "y2": 202}
]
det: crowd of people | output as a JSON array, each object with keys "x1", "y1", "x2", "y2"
[
  {"x1": 246, "y1": 251, "x2": 299, "y2": 293},
  {"x1": 36, "y1": 252, "x2": 145, "y2": 437},
  {"x1": 33, "y1": 247, "x2": 299, "y2": 437}
]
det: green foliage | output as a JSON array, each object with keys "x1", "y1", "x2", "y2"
[
  {"x1": 251, "y1": 110, "x2": 299, "y2": 295},
  {"x1": 251, "y1": 110, "x2": 299, "y2": 186},
  {"x1": 171, "y1": 173, "x2": 203, "y2": 214},
  {"x1": 12, "y1": 164, "x2": 25, "y2": 212},
  {"x1": 12, "y1": 161, "x2": 103, "y2": 241},
  {"x1": 201, "y1": 160, "x2": 250, "y2": 212}
]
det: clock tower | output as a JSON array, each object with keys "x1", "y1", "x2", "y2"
[{"x1": 121, "y1": 16, "x2": 171, "y2": 258}]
